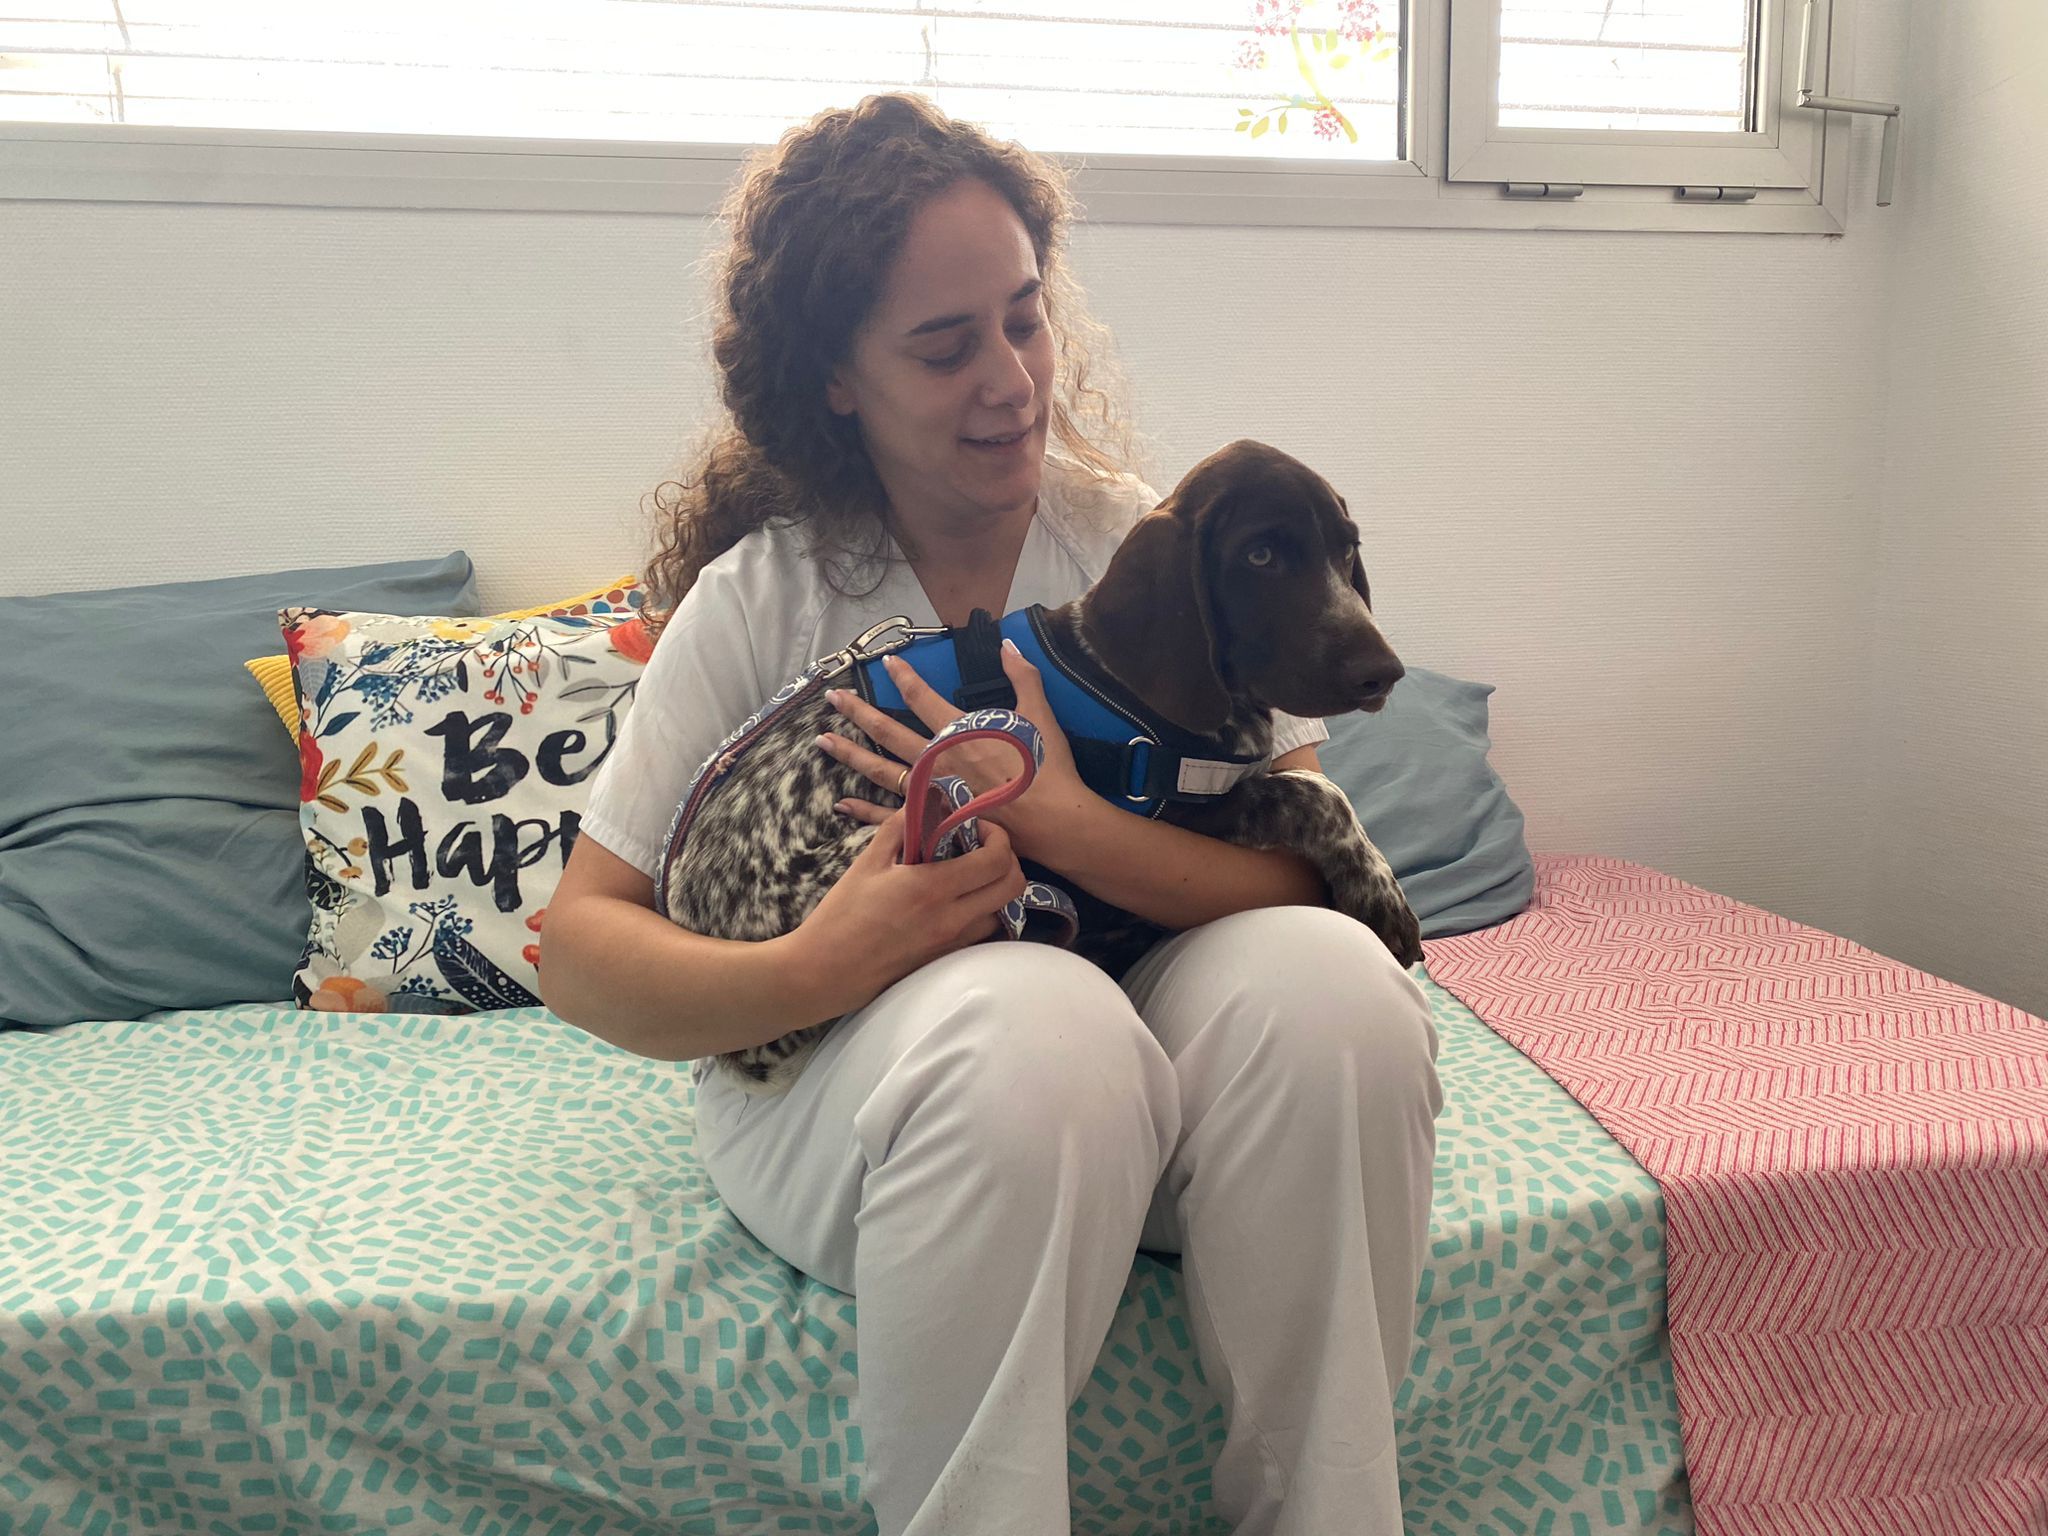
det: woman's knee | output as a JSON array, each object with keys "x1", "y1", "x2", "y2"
[
  {"x1": 1173, "y1": 905, "x2": 1440, "y2": 1099},
  {"x1": 861, "y1": 943, "x2": 1180, "y2": 1171}
]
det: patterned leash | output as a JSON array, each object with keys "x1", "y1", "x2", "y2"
[{"x1": 899, "y1": 708, "x2": 1079, "y2": 947}]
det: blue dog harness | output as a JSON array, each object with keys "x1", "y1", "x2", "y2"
[
  {"x1": 657, "y1": 606, "x2": 1269, "y2": 958},
  {"x1": 852, "y1": 606, "x2": 1269, "y2": 819}
]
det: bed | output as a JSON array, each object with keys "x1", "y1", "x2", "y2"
[
  {"x1": 8, "y1": 559, "x2": 2042, "y2": 1535},
  {"x1": 0, "y1": 955, "x2": 1691, "y2": 1535}
]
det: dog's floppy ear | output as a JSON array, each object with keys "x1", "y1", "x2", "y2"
[{"x1": 1085, "y1": 501, "x2": 1234, "y2": 737}]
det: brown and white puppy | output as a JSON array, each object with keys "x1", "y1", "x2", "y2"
[
  {"x1": 1044, "y1": 437, "x2": 1420, "y2": 976},
  {"x1": 664, "y1": 439, "x2": 1424, "y2": 1095}
]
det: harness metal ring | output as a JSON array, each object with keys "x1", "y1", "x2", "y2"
[{"x1": 1122, "y1": 734, "x2": 1156, "y2": 803}]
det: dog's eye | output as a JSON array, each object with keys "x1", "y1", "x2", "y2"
[{"x1": 1245, "y1": 543, "x2": 1275, "y2": 569}]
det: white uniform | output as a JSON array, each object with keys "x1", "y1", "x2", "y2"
[{"x1": 580, "y1": 457, "x2": 1442, "y2": 1536}]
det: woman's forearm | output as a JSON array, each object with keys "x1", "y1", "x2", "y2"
[
  {"x1": 1030, "y1": 793, "x2": 1325, "y2": 931},
  {"x1": 540, "y1": 896, "x2": 853, "y2": 1062}
]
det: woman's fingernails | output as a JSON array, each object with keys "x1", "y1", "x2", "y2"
[
  {"x1": 815, "y1": 733, "x2": 837, "y2": 750},
  {"x1": 1001, "y1": 638, "x2": 1021, "y2": 657}
]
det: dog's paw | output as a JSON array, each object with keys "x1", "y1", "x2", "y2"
[
  {"x1": 1368, "y1": 893, "x2": 1425, "y2": 969},
  {"x1": 1376, "y1": 901, "x2": 1425, "y2": 962}
]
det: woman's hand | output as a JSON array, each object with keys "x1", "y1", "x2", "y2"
[
  {"x1": 788, "y1": 810, "x2": 1028, "y2": 1012},
  {"x1": 816, "y1": 642, "x2": 1095, "y2": 865}
]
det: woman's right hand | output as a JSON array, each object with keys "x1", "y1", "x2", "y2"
[{"x1": 788, "y1": 810, "x2": 1028, "y2": 1014}]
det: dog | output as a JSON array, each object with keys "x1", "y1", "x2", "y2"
[{"x1": 659, "y1": 439, "x2": 1424, "y2": 1095}]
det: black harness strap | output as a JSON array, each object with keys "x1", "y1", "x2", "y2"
[{"x1": 948, "y1": 608, "x2": 1017, "y2": 713}]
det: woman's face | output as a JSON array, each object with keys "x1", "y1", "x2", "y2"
[{"x1": 826, "y1": 177, "x2": 1056, "y2": 534}]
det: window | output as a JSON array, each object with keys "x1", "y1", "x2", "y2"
[
  {"x1": 0, "y1": 0, "x2": 1882, "y2": 232},
  {"x1": 1447, "y1": 0, "x2": 1832, "y2": 195},
  {"x1": 0, "y1": 2, "x2": 1406, "y2": 160}
]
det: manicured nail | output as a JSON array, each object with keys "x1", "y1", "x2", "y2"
[{"x1": 1001, "y1": 638, "x2": 1021, "y2": 657}]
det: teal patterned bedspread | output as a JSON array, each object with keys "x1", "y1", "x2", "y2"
[{"x1": 0, "y1": 976, "x2": 1690, "y2": 1535}]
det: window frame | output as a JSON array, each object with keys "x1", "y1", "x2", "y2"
[
  {"x1": 1446, "y1": 0, "x2": 1826, "y2": 191},
  {"x1": 0, "y1": 0, "x2": 1860, "y2": 234}
]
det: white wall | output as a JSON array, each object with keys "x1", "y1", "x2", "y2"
[
  {"x1": 22, "y1": 2, "x2": 2035, "y2": 1011},
  {"x1": 1863, "y1": 3, "x2": 2048, "y2": 1013},
  {"x1": 1076, "y1": 211, "x2": 1894, "y2": 951}
]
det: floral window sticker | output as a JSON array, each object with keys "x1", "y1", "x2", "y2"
[{"x1": 1232, "y1": 0, "x2": 1396, "y2": 145}]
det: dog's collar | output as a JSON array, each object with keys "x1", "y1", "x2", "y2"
[{"x1": 851, "y1": 606, "x2": 1270, "y2": 818}]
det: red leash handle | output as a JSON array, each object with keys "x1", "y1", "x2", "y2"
[{"x1": 898, "y1": 728, "x2": 1039, "y2": 866}]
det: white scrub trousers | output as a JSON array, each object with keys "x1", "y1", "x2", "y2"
[{"x1": 689, "y1": 904, "x2": 1443, "y2": 1536}]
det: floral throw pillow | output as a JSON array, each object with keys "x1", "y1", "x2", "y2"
[{"x1": 282, "y1": 582, "x2": 651, "y2": 1013}]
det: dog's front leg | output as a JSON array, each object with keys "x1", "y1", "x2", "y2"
[{"x1": 1176, "y1": 773, "x2": 1424, "y2": 967}]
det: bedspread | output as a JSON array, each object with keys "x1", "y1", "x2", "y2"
[
  {"x1": 1424, "y1": 854, "x2": 2048, "y2": 1536},
  {"x1": 0, "y1": 978, "x2": 1688, "y2": 1533}
]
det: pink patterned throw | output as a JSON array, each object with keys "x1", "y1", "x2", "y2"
[{"x1": 1422, "y1": 854, "x2": 2048, "y2": 1536}]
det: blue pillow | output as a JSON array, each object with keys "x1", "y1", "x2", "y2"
[
  {"x1": 0, "y1": 554, "x2": 479, "y2": 1028},
  {"x1": 1317, "y1": 666, "x2": 1535, "y2": 939}
]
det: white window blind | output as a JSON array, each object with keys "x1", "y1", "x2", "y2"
[
  {"x1": 1497, "y1": 0, "x2": 1756, "y2": 132},
  {"x1": 0, "y1": 0, "x2": 1405, "y2": 160}
]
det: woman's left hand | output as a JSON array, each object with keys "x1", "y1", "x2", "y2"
[{"x1": 818, "y1": 643, "x2": 1094, "y2": 865}]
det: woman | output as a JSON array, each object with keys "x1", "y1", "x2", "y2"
[{"x1": 541, "y1": 92, "x2": 1441, "y2": 1536}]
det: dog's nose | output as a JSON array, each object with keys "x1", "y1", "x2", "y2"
[{"x1": 1354, "y1": 661, "x2": 1404, "y2": 702}]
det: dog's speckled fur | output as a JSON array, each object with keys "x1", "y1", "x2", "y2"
[{"x1": 661, "y1": 441, "x2": 1424, "y2": 1096}]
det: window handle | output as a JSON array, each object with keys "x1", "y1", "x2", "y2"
[{"x1": 1795, "y1": 0, "x2": 1901, "y2": 206}]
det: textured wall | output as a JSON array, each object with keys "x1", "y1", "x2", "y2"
[{"x1": 1863, "y1": 3, "x2": 2048, "y2": 1013}]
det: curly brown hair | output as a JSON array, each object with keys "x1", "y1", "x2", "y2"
[{"x1": 640, "y1": 92, "x2": 1137, "y2": 635}]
